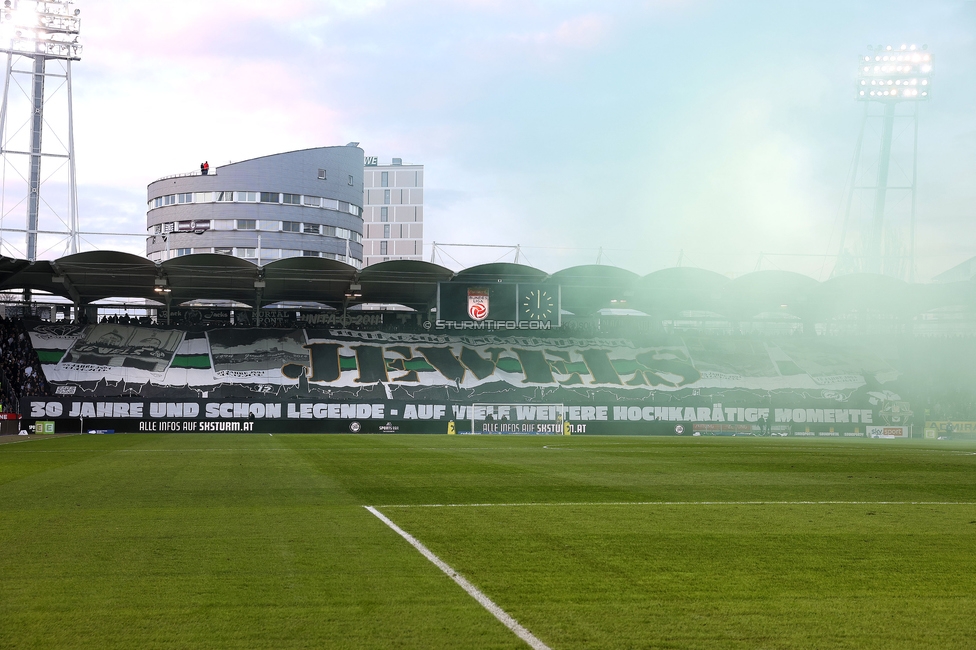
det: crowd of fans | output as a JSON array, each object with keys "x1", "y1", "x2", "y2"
[
  {"x1": 99, "y1": 314, "x2": 154, "y2": 326},
  {"x1": 918, "y1": 392, "x2": 976, "y2": 423},
  {"x1": 0, "y1": 316, "x2": 49, "y2": 415}
]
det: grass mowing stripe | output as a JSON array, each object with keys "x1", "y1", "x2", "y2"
[{"x1": 365, "y1": 506, "x2": 552, "y2": 650}]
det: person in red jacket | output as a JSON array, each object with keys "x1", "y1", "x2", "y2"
[{"x1": 201, "y1": 161, "x2": 209, "y2": 175}]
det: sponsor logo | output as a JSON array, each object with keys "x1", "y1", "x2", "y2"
[
  {"x1": 54, "y1": 385, "x2": 77, "y2": 395},
  {"x1": 467, "y1": 287, "x2": 489, "y2": 321},
  {"x1": 674, "y1": 424, "x2": 684, "y2": 435},
  {"x1": 349, "y1": 421, "x2": 361, "y2": 432},
  {"x1": 378, "y1": 422, "x2": 400, "y2": 433}
]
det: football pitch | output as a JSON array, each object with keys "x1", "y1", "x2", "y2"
[{"x1": 2, "y1": 434, "x2": 975, "y2": 649}]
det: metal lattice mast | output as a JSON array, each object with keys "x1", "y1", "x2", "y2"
[
  {"x1": 837, "y1": 44, "x2": 931, "y2": 278},
  {"x1": 0, "y1": 0, "x2": 82, "y2": 261}
]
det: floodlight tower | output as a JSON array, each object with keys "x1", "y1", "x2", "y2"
[
  {"x1": 0, "y1": 0, "x2": 82, "y2": 261},
  {"x1": 837, "y1": 44, "x2": 931, "y2": 279}
]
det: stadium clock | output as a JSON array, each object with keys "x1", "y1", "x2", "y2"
[{"x1": 520, "y1": 288, "x2": 555, "y2": 321}]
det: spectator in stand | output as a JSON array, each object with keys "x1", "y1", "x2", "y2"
[{"x1": 0, "y1": 316, "x2": 50, "y2": 414}]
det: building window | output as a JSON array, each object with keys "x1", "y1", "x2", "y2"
[
  {"x1": 383, "y1": 190, "x2": 390, "y2": 205},
  {"x1": 176, "y1": 248, "x2": 192, "y2": 256},
  {"x1": 380, "y1": 241, "x2": 388, "y2": 255},
  {"x1": 177, "y1": 193, "x2": 193, "y2": 203},
  {"x1": 162, "y1": 222, "x2": 175, "y2": 233},
  {"x1": 236, "y1": 191, "x2": 257, "y2": 202},
  {"x1": 193, "y1": 192, "x2": 211, "y2": 203},
  {"x1": 153, "y1": 224, "x2": 162, "y2": 234},
  {"x1": 216, "y1": 191, "x2": 233, "y2": 202},
  {"x1": 318, "y1": 169, "x2": 327, "y2": 180},
  {"x1": 381, "y1": 171, "x2": 389, "y2": 187},
  {"x1": 194, "y1": 247, "x2": 212, "y2": 254},
  {"x1": 237, "y1": 219, "x2": 256, "y2": 230},
  {"x1": 163, "y1": 194, "x2": 176, "y2": 206},
  {"x1": 303, "y1": 250, "x2": 319, "y2": 257},
  {"x1": 282, "y1": 193, "x2": 300, "y2": 205},
  {"x1": 303, "y1": 223, "x2": 320, "y2": 235},
  {"x1": 215, "y1": 247, "x2": 233, "y2": 255},
  {"x1": 383, "y1": 224, "x2": 390, "y2": 239},
  {"x1": 260, "y1": 192, "x2": 279, "y2": 203},
  {"x1": 303, "y1": 195, "x2": 321, "y2": 207},
  {"x1": 380, "y1": 206, "x2": 388, "y2": 222},
  {"x1": 282, "y1": 221, "x2": 301, "y2": 232},
  {"x1": 238, "y1": 248, "x2": 256, "y2": 258}
]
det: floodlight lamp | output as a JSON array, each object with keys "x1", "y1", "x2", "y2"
[
  {"x1": 910, "y1": 44, "x2": 917, "y2": 50},
  {"x1": 886, "y1": 45, "x2": 892, "y2": 50}
]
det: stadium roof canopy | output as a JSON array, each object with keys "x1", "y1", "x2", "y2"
[
  {"x1": 0, "y1": 252, "x2": 973, "y2": 321},
  {"x1": 547, "y1": 265, "x2": 639, "y2": 316},
  {"x1": 358, "y1": 260, "x2": 454, "y2": 310}
]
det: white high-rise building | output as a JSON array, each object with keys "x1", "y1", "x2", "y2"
[{"x1": 362, "y1": 157, "x2": 423, "y2": 266}]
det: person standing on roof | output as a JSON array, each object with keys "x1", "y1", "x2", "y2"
[{"x1": 201, "y1": 161, "x2": 209, "y2": 175}]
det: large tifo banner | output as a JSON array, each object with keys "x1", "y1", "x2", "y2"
[
  {"x1": 30, "y1": 323, "x2": 900, "y2": 394},
  {"x1": 25, "y1": 322, "x2": 913, "y2": 434}
]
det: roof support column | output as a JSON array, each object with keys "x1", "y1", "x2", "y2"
[{"x1": 254, "y1": 278, "x2": 265, "y2": 327}]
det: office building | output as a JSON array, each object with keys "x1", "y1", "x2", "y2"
[
  {"x1": 146, "y1": 145, "x2": 364, "y2": 267},
  {"x1": 361, "y1": 157, "x2": 423, "y2": 266}
]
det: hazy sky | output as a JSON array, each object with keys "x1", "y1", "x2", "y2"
[{"x1": 18, "y1": 0, "x2": 976, "y2": 279}]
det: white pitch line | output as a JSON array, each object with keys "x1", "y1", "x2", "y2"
[
  {"x1": 377, "y1": 500, "x2": 976, "y2": 509},
  {"x1": 365, "y1": 506, "x2": 551, "y2": 650},
  {"x1": 1, "y1": 448, "x2": 292, "y2": 453}
]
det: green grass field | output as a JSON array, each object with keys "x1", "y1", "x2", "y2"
[{"x1": 2, "y1": 434, "x2": 975, "y2": 649}]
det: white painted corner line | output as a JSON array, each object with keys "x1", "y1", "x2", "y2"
[
  {"x1": 364, "y1": 505, "x2": 551, "y2": 650},
  {"x1": 376, "y1": 500, "x2": 976, "y2": 509}
]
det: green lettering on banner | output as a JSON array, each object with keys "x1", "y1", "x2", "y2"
[
  {"x1": 458, "y1": 346, "x2": 497, "y2": 380},
  {"x1": 386, "y1": 346, "x2": 420, "y2": 382},
  {"x1": 416, "y1": 347, "x2": 466, "y2": 382},
  {"x1": 512, "y1": 348, "x2": 554, "y2": 383},
  {"x1": 579, "y1": 349, "x2": 622, "y2": 385},
  {"x1": 306, "y1": 343, "x2": 342, "y2": 382},
  {"x1": 352, "y1": 345, "x2": 388, "y2": 383}
]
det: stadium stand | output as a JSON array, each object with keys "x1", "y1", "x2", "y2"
[
  {"x1": 0, "y1": 316, "x2": 49, "y2": 414},
  {"x1": 2, "y1": 251, "x2": 975, "y2": 435}
]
